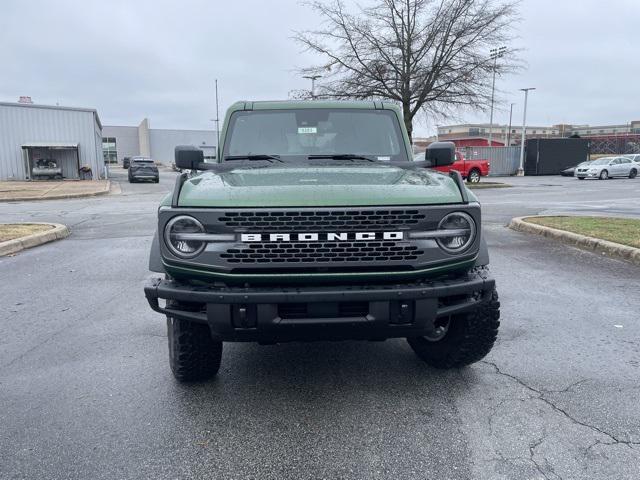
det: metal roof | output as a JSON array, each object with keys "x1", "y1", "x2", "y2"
[
  {"x1": 0, "y1": 101, "x2": 102, "y2": 129},
  {"x1": 21, "y1": 142, "x2": 79, "y2": 149}
]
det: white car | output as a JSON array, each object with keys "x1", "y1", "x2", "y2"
[{"x1": 574, "y1": 156, "x2": 638, "y2": 180}]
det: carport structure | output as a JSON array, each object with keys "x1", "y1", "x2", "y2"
[{"x1": 21, "y1": 142, "x2": 80, "y2": 180}]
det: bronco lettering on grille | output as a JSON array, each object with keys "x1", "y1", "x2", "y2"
[{"x1": 240, "y1": 232, "x2": 404, "y2": 242}]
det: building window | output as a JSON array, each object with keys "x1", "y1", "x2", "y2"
[
  {"x1": 102, "y1": 137, "x2": 118, "y2": 164},
  {"x1": 469, "y1": 128, "x2": 480, "y2": 135}
]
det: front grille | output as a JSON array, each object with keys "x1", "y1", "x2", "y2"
[
  {"x1": 220, "y1": 241, "x2": 424, "y2": 264},
  {"x1": 219, "y1": 209, "x2": 426, "y2": 231}
]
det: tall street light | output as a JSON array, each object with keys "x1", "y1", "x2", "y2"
[
  {"x1": 303, "y1": 74, "x2": 322, "y2": 100},
  {"x1": 506, "y1": 102, "x2": 515, "y2": 146},
  {"x1": 488, "y1": 46, "x2": 506, "y2": 147},
  {"x1": 517, "y1": 88, "x2": 535, "y2": 176}
]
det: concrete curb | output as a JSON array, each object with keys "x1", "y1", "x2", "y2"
[
  {"x1": 509, "y1": 216, "x2": 640, "y2": 266},
  {"x1": 468, "y1": 182, "x2": 511, "y2": 189},
  {"x1": 0, "y1": 181, "x2": 110, "y2": 202},
  {"x1": 0, "y1": 223, "x2": 70, "y2": 256}
]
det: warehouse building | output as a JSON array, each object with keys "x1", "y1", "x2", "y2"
[
  {"x1": 102, "y1": 119, "x2": 217, "y2": 165},
  {"x1": 0, "y1": 101, "x2": 104, "y2": 181}
]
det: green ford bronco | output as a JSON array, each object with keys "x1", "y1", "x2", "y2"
[{"x1": 144, "y1": 100, "x2": 500, "y2": 381}]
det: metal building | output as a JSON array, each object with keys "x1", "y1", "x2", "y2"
[
  {"x1": 103, "y1": 118, "x2": 217, "y2": 165},
  {"x1": 0, "y1": 101, "x2": 103, "y2": 181}
]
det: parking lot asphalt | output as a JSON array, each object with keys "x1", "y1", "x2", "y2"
[{"x1": 1, "y1": 169, "x2": 639, "y2": 479}]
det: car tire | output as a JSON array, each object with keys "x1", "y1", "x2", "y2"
[
  {"x1": 154, "y1": 178, "x2": 160, "y2": 183},
  {"x1": 577, "y1": 177, "x2": 585, "y2": 180},
  {"x1": 128, "y1": 178, "x2": 135, "y2": 183},
  {"x1": 167, "y1": 313, "x2": 222, "y2": 382},
  {"x1": 407, "y1": 288, "x2": 500, "y2": 369},
  {"x1": 467, "y1": 169, "x2": 481, "y2": 184},
  {"x1": 629, "y1": 169, "x2": 637, "y2": 179},
  {"x1": 599, "y1": 170, "x2": 608, "y2": 180}
]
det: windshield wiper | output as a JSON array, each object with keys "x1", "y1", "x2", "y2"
[
  {"x1": 224, "y1": 154, "x2": 283, "y2": 163},
  {"x1": 307, "y1": 154, "x2": 378, "y2": 162}
]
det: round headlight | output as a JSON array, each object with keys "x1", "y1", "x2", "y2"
[
  {"x1": 436, "y1": 212, "x2": 476, "y2": 253},
  {"x1": 164, "y1": 215, "x2": 206, "y2": 258}
]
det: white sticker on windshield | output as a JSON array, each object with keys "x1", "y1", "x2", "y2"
[
  {"x1": 377, "y1": 156, "x2": 391, "y2": 161},
  {"x1": 298, "y1": 127, "x2": 317, "y2": 134}
]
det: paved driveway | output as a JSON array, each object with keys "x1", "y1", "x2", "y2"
[{"x1": 1, "y1": 171, "x2": 638, "y2": 479}]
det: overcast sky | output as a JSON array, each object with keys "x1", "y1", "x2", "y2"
[{"x1": 1, "y1": 0, "x2": 638, "y2": 137}]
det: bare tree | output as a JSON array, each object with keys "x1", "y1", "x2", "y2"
[{"x1": 295, "y1": 0, "x2": 519, "y2": 142}]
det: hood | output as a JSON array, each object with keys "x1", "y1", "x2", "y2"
[{"x1": 176, "y1": 163, "x2": 467, "y2": 207}]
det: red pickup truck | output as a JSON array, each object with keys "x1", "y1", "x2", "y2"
[
  {"x1": 416, "y1": 150, "x2": 490, "y2": 183},
  {"x1": 434, "y1": 151, "x2": 490, "y2": 183}
]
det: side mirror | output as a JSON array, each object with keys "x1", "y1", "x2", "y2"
[
  {"x1": 424, "y1": 142, "x2": 456, "y2": 167},
  {"x1": 425, "y1": 141, "x2": 455, "y2": 167},
  {"x1": 175, "y1": 145, "x2": 204, "y2": 170}
]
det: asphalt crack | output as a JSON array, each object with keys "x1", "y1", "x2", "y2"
[{"x1": 481, "y1": 361, "x2": 640, "y2": 449}]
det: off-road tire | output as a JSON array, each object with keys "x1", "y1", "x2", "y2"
[
  {"x1": 167, "y1": 315, "x2": 222, "y2": 382},
  {"x1": 407, "y1": 288, "x2": 500, "y2": 368},
  {"x1": 629, "y1": 169, "x2": 637, "y2": 179},
  {"x1": 599, "y1": 170, "x2": 608, "y2": 180},
  {"x1": 467, "y1": 168, "x2": 481, "y2": 184}
]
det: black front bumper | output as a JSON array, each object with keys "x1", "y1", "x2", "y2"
[{"x1": 144, "y1": 271, "x2": 495, "y2": 342}]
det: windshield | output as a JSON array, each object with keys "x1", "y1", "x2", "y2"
[{"x1": 222, "y1": 108, "x2": 409, "y2": 162}]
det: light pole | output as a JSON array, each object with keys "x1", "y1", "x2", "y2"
[
  {"x1": 303, "y1": 74, "x2": 322, "y2": 100},
  {"x1": 488, "y1": 46, "x2": 506, "y2": 147},
  {"x1": 214, "y1": 79, "x2": 220, "y2": 153},
  {"x1": 517, "y1": 88, "x2": 535, "y2": 176},
  {"x1": 506, "y1": 102, "x2": 515, "y2": 146}
]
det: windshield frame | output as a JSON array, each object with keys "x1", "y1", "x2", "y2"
[{"x1": 220, "y1": 108, "x2": 411, "y2": 163}]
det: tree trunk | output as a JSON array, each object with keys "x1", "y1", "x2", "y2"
[{"x1": 403, "y1": 101, "x2": 413, "y2": 146}]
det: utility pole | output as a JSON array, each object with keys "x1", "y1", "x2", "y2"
[
  {"x1": 517, "y1": 88, "x2": 535, "y2": 176},
  {"x1": 303, "y1": 74, "x2": 322, "y2": 100},
  {"x1": 215, "y1": 79, "x2": 220, "y2": 157},
  {"x1": 507, "y1": 103, "x2": 515, "y2": 146},
  {"x1": 488, "y1": 46, "x2": 506, "y2": 147}
]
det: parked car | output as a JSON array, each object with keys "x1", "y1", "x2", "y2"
[
  {"x1": 123, "y1": 157, "x2": 131, "y2": 169},
  {"x1": 561, "y1": 160, "x2": 592, "y2": 177},
  {"x1": 414, "y1": 150, "x2": 490, "y2": 183},
  {"x1": 575, "y1": 156, "x2": 638, "y2": 180},
  {"x1": 128, "y1": 157, "x2": 159, "y2": 183},
  {"x1": 145, "y1": 100, "x2": 500, "y2": 382}
]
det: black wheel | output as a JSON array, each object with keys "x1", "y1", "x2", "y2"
[
  {"x1": 577, "y1": 177, "x2": 585, "y2": 180},
  {"x1": 599, "y1": 170, "x2": 608, "y2": 180},
  {"x1": 407, "y1": 288, "x2": 500, "y2": 368},
  {"x1": 167, "y1": 315, "x2": 222, "y2": 382},
  {"x1": 128, "y1": 176, "x2": 134, "y2": 183},
  {"x1": 629, "y1": 169, "x2": 637, "y2": 179},
  {"x1": 467, "y1": 169, "x2": 481, "y2": 183},
  {"x1": 154, "y1": 178, "x2": 160, "y2": 183}
]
